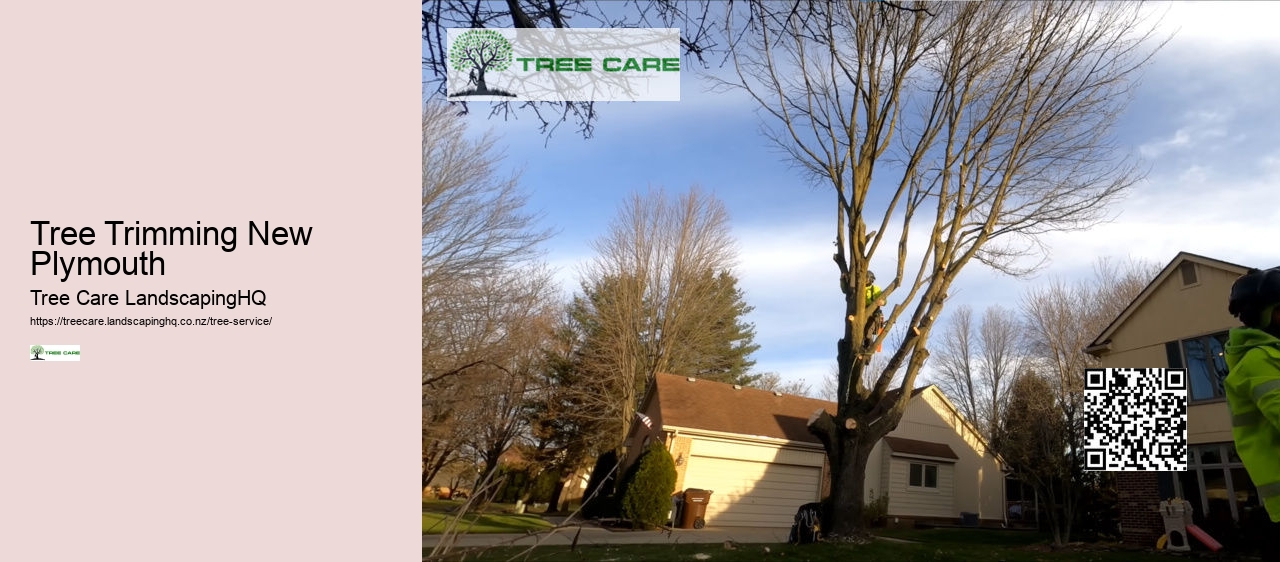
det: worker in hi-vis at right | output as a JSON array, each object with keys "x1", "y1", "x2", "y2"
[{"x1": 1225, "y1": 267, "x2": 1280, "y2": 561}]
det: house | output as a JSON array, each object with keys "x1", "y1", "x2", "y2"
[
  {"x1": 1085, "y1": 251, "x2": 1266, "y2": 546},
  {"x1": 620, "y1": 372, "x2": 1007, "y2": 528}
]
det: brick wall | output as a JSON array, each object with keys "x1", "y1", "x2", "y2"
[
  {"x1": 1116, "y1": 472, "x2": 1164, "y2": 545},
  {"x1": 670, "y1": 436, "x2": 692, "y2": 492}
]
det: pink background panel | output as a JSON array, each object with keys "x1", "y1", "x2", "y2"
[{"x1": 0, "y1": 2, "x2": 421, "y2": 560}]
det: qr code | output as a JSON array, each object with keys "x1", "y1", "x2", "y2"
[{"x1": 1083, "y1": 368, "x2": 1188, "y2": 471}]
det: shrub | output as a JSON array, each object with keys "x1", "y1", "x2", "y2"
[
  {"x1": 487, "y1": 465, "x2": 537, "y2": 503},
  {"x1": 619, "y1": 441, "x2": 677, "y2": 529},
  {"x1": 862, "y1": 489, "x2": 890, "y2": 528},
  {"x1": 491, "y1": 465, "x2": 560, "y2": 505}
]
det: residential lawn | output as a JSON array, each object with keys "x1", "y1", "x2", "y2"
[
  {"x1": 423, "y1": 499, "x2": 551, "y2": 515},
  {"x1": 875, "y1": 526, "x2": 1046, "y2": 547},
  {"x1": 423, "y1": 499, "x2": 554, "y2": 535},
  {"x1": 424, "y1": 527, "x2": 1244, "y2": 561}
]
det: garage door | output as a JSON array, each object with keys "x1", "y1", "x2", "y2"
[{"x1": 681, "y1": 443, "x2": 823, "y2": 527}]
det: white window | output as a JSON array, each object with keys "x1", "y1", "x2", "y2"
[{"x1": 909, "y1": 462, "x2": 938, "y2": 489}]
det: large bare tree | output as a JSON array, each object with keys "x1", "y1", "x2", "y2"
[
  {"x1": 455, "y1": 267, "x2": 560, "y2": 490},
  {"x1": 933, "y1": 304, "x2": 1024, "y2": 438},
  {"x1": 572, "y1": 187, "x2": 751, "y2": 449},
  {"x1": 422, "y1": 100, "x2": 555, "y2": 489},
  {"x1": 724, "y1": 1, "x2": 1159, "y2": 536}
]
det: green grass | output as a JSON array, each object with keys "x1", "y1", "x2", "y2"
[
  {"x1": 423, "y1": 499, "x2": 554, "y2": 535},
  {"x1": 424, "y1": 527, "x2": 1239, "y2": 561}
]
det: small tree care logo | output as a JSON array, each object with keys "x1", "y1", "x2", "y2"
[
  {"x1": 29, "y1": 344, "x2": 80, "y2": 361},
  {"x1": 448, "y1": 29, "x2": 516, "y2": 98}
]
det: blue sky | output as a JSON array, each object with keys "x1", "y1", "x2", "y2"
[{"x1": 438, "y1": 2, "x2": 1280, "y2": 392}]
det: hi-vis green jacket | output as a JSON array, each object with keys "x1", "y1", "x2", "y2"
[
  {"x1": 865, "y1": 284, "x2": 883, "y2": 309},
  {"x1": 1224, "y1": 327, "x2": 1280, "y2": 523}
]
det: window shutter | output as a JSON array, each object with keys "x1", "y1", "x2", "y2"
[
  {"x1": 1166, "y1": 341, "x2": 1184, "y2": 368},
  {"x1": 1157, "y1": 472, "x2": 1176, "y2": 499}
]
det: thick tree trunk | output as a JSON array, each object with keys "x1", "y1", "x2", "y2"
[
  {"x1": 472, "y1": 449, "x2": 505, "y2": 506},
  {"x1": 547, "y1": 478, "x2": 567, "y2": 513},
  {"x1": 813, "y1": 286, "x2": 897, "y2": 538},
  {"x1": 823, "y1": 433, "x2": 878, "y2": 537},
  {"x1": 422, "y1": 445, "x2": 453, "y2": 491}
]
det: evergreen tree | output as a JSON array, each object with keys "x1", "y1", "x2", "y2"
[
  {"x1": 670, "y1": 271, "x2": 761, "y2": 385},
  {"x1": 992, "y1": 373, "x2": 1072, "y2": 545}
]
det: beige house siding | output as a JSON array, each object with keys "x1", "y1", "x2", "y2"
[
  {"x1": 1107, "y1": 262, "x2": 1239, "y2": 358},
  {"x1": 864, "y1": 440, "x2": 887, "y2": 501},
  {"x1": 879, "y1": 444, "x2": 892, "y2": 501},
  {"x1": 1096, "y1": 343, "x2": 1166, "y2": 371},
  {"x1": 686, "y1": 435, "x2": 824, "y2": 465},
  {"x1": 886, "y1": 457, "x2": 954, "y2": 518},
  {"x1": 885, "y1": 388, "x2": 1006, "y2": 520},
  {"x1": 1188, "y1": 403, "x2": 1232, "y2": 444}
]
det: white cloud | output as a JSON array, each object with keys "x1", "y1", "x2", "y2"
[
  {"x1": 1150, "y1": 2, "x2": 1280, "y2": 55},
  {"x1": 1260, "y1": 150, "x2": 1280, "y2": 176},
  {"x1": 1011, "y1": 169, "x2": 1280, "y2": 282},
  {"x1": 733, "y1": 221, "x2": 843, "y2": 356},
  {"x1": 1139, "y1": 129, "x2": 1191, "y2": 159},
  {"x1": 1177, "y1": 165, "x2": 1209, "y2": 184},
  {"x1": 1137, "y1": 110, "x2": 1229, "y2": 159},
  {"x1": 544, "y1": 252, "x2": 591, "y2": 300}
]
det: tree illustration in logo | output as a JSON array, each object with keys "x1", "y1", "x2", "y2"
[
  {"x1": 449, "y1": 29, "x2": 516, "y2": 97},
  {"x1": 30, "y1": 344, "x2": 45, "y2": 360}
]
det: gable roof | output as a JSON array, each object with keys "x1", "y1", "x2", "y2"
[
  {"x1": 912, "y1": 385, "x2": 1004, "y2": 465},
  {"x1": 1086, "y1": 251, "x2": 1251, "y2": 354},
  {"x1": 650, "y1": 373, "x2": 926, "y2": 445},
  {"x1": 884, "y1": 436, "x2": 959, "y2": 461}
]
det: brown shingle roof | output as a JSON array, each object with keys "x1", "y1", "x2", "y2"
[
  {"x1": 883, "y1": 436, "x2": 958, "y2": 460},
  {"x1": 652, "y1": 373, "x2": 927, "y2": 445}
]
